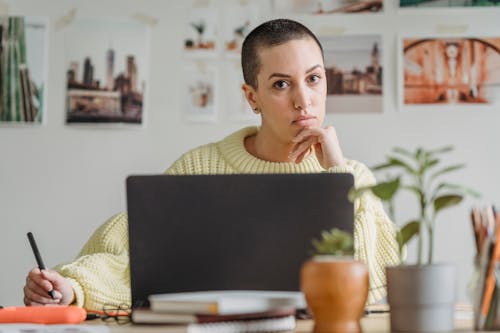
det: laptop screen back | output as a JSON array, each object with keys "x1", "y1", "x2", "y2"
[{"x1": 126, "y1": 173, "x2": 354, "y2": 308}]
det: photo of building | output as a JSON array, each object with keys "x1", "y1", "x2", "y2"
[
  {"x1": 321, "y1": 34, "x2": 383, "y2": 113},
  {"x1": 402, "y1": 37, "x2": 500, "y2": 104},
  {"x1": 65, "y1": 18, "x2": 148, "y2": 124},
  {"x1": 400, "y1": 0, "x2": 500, "y2": 7}
]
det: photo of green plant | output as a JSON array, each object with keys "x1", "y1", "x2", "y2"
[
  {"x1": 0, "y1": 16, "x2": 46, "y2": 124},
  {"x1": 400, "y1": 0, "x2": 500, "y2": 7}
]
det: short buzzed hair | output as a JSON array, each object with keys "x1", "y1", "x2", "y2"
[{"x1": 241, "y1": 18, "x2": 324, "y2": 89}]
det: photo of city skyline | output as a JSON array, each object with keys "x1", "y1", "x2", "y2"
[
  {"x1": 400, "y1": 0, "x2": 500, "y2": 7},
  {"x1": 320, "y1": 34, "x2": 383, "y2": 113},
  {"x1": 65, "y1": 18, "x2": 149, "y2": 124},
  {"x1": 273, "y1": 0, "x2": 383, "y2": 14},
  {"x1": 402, "y1": 37, "x2": 500, "y2": 105}
]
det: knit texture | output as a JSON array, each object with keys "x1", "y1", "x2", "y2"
[{"x1": 56, "y1": 126, "x2": 400, "y2": 310}]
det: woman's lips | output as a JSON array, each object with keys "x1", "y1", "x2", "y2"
[{"x1": 292, "y1": 116, "x2": 316, "y2": 126}]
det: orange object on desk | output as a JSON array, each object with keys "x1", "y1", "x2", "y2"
[{"x1": 0, "y1": 306, "x2": 86, "y2": 324}]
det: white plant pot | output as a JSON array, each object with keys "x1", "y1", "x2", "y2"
[{"x1": 386, "y1": 263, "x2": 456, "y2": 332}]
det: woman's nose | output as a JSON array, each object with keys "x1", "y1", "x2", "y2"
[{"x1": 293, "y1": 84, "x2": 310, "y2": 110}]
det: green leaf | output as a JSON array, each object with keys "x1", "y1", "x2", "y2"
[
  {"x1": 427, "y1": 146, "x2": 454, "y2": 156},
  {"x1": 429, "y1": 164, "x2": 465, "y2": 182},
  {"x1": 371, "y1": 178, "x2": 400, "y2": 201},
  {"x1": 423, "y1": 158, "x2": 439, "y2": 170},
  {"x1": 399, "y1": 220, "x2": 420, "y2": 247},
  {"x1": 372, "y1": 162, "x2": 397, "y2": 171},
  {"x1": 415, "y1": 147, "x2": 423, "y2": 161},
  {"x1": 432, "y1": 183, "x2": 481, "y2": 199},
  {"x1": 401, "y1": 185, "x2": 422, "y2": 197},
  {"x1": 386, "y1": 157, "x2": 417, "y2": 175},
  {"x1": 393, "y1": 146, "x2": 414, "y2": 159},
  {"x1": 312, "y1": 228, "x2": 354, "y2": 256},
  {"x1": 433, "y1": 195, "x2": 463, "y2": 214}
]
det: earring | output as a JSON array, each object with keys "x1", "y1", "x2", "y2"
[{"x1": 253, "y1": 107, "x2": 260, "y2": 114}]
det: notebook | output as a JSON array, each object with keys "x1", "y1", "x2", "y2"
[
  {"x1": 131, "y1": 315, "x2": 296, "y2": 332},
  {"x1": 126, "y1": 173, "x2": 354, "y2": 308},
  {"x1": 131, "y1": 306, "x2": 295, "y2": 324},
  {"x1": 148, "y1": 290, "x2": 304, "y2": 314}
]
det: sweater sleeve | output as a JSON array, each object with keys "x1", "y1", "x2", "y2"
[
  {"x1": 55, "y1": 212, "x2": 131, "y2": 311},
  {"x1": 333, "y1": 160, "x2": 401, "y2": 304}
]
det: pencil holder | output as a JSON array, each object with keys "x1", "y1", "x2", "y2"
[{"x1": 471, "y1": 254, "x2": 500, "y2": 330}]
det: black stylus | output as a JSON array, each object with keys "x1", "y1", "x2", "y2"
[{"x1": 27, "y1": 232, "x2": 55, "y2": 299}]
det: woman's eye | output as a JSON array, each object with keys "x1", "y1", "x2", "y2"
[
  {"x1": 308, "y1": 74, "x2": 321, "y2": 84},
  {"x1": 273, "y1": 80, "x2": 289, "y2": 89}
]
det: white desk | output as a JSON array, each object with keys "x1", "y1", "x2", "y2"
[{"x1": 103, "y1": 314, "x2": 479, "y2": 333}]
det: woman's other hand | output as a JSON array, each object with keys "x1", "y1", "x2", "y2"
[
  {"x1": 290, "y1": 126, "x2": 346, "y2": 169},
  {"x1": 23, "y1": 268, "x2": 74, "y2": 306}
]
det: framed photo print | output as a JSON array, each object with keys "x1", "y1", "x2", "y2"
[
  {"x1": 399, "y1": 0, "x2": 500, "y2": 8},
  {"x1": 64, "y1": 17, "x2": 150, "y2": 125},
  {"x1": 320, "y1": 34, "x2": 383, "y2": 113},
  {"x1": 222, "y1": 2, "x2": 260, "y2": 57},
  {"x1": 273, "y1": 0, "x2": 383, "y2": 15},
  {"x1": 0, "y1": 16, "x2": 48, "y2": 125},
  {"x1": 184, "y1": 64, "x2": 217, "y2": 123},
  {"x1": 184, "y1": 6, "x2": 219, "y2": 58},
  {"x1": 400, "y1": 36, "x2": 500, "y2": 107}
]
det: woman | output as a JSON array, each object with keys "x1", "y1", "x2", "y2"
[{"x1": 23, "y1": 19, "x2": 399, "y2": 310}]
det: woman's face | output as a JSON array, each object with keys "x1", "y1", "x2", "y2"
[{"x1": 245, "y1": 37, "x2": 327, "y2": 144}]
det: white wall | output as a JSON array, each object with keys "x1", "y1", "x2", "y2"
[{"x1": 1, "y1": 0, "x2": 499, "y2": 306}]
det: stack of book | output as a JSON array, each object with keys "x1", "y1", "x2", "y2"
[
  {"x1": 471, "y1": 206, "x2": 500, "y2": 330},
  {"x1": 131, "y1": 291, "x2": 305, "y2": 332}
]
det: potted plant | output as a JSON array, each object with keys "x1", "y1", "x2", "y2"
[
  {"x1": 300, "y1": 228, "x2": 368, "y2": 333},
  {"x1": 350, "y1": 146, "x2": 479, "y2": 332}
]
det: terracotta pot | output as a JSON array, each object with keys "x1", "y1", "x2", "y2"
[{"x1": 300, "y1": 256, "x2": 368, "y2": 333}]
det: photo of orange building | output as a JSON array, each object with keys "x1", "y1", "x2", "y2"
[
  {"x1": 273, "y1": 0, "x2": 383, "y2": 14},
  {"x1": 402, "y1": 37, "x2": 500, "y2": 105}
]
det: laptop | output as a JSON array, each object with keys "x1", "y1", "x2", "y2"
[{"x1": 126, "y1": 173, "x2": 354, "y2": 308}]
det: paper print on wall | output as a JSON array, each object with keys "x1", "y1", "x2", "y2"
[
  {"x1": 222, "y1": 2, "x2": 260, "y2": 56},
  {"x1": 400, "y1": 0, "x2": 500, "y2": 8},
  {"x1": 225, "y1": 62, "x2": 257, "y2": 123},
  {"x1": 320, "y1": 34, "x2": 383, "y2": 113},
  {"x1": 0, "y1": 17, "x2": 47, "y2": 124},
  {"x1": 401, "y1": 37, "x2": 500, "y2": 105},
  {"x1": 65, "y1": 18, "x2": 149, "y2": 125},
  {"x1": 184, "y1": 65, "x2": 217, "y2": 122},
  {"x1": 184, "y1": 6, "x2": 218, "y2": 58},
  {"x1": 273, "y1": 0, "x2": 383, "y2": 14}
]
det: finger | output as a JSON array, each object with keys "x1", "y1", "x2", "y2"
[
  {"x1": 292, "y1": 127, "x2": 324, "y2": 143},
  {"x1": 35, "y1": 270, "x2": 57, "y2": 297},
  {"x1": 24, "y1": 296, "x2": 45, "y2": 306},
  {"x1": 26, "y1": 273, "x2": 60, "y2": 301},
  {"x1": 295, "y1": 147, "x2": 310, "y2": 164},
  {"x1": 23, "y1": 283, "x2": 60, "y2": 305},
  {"x1": 40, "y1": 269, "x2": 62, "y2": 286},
  {"x1": 28, "y1": 268, "x2": 53, "y2": 293},
  {"x1": 290, "y1": 137, "x2": 316, "y2": 162},
  {"x1": 25, "y1": 280, "x2": 58, "y2": 304},
  {"x1": 40, "y1": 270, "x2": 66, "y2": 301}
]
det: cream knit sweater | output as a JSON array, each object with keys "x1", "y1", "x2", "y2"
[{"x1": 56, "y1": 127, "x2": 400, "y2": 310}]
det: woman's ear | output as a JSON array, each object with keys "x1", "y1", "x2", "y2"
[{"x1": 241, "y1": 83, "x2": 258, "y2": 109}]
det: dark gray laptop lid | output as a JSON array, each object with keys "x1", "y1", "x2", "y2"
[{"x1": 126, "y1": 173, "x2": 354, "y2": 308}]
